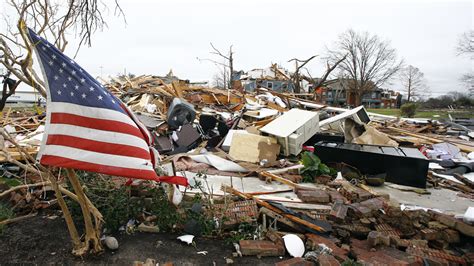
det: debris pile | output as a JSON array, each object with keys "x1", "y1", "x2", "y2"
[{"x1": 1, "y1": 74, "x2": 473, "y2": 264}]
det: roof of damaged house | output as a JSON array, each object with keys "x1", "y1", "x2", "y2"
[{"x1": 236, "y1": 64, "x2": 292, "y2": 81}]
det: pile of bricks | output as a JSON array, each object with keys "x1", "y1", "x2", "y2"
[{"x1": 232, "y1": 172, "x2": 474, "y2": 265}]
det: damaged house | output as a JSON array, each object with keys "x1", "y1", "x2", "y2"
[
  {"x1": 316, "y1": 79, "x2": 402, "y2": 108},
  {"x1": 233, "y1": 64, "x2": 312, "y2": 93}
]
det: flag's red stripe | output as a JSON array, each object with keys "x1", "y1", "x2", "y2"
[
  {"x1": 41, "y1": 155, "x2": 189, "y2": 186},
  {"x1": 120, "y1": 103, "x2": 151, "y2": 144},
  {"x1": 46, "y1": 134, "x2": 151, "y2": 160},
  {"x1": 41, "y1": 155, "x2": 159, "y2": 181},
  {"x1": 50, "y1": 113, "x2": 144, "y2": 139},
  {"x1": 156, "y1": 176, "x2": 190, "y2": 187}
]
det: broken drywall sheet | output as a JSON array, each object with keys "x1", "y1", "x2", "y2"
[{"x1": 188, "y1": 153, "x2": 248, "y2": 172}]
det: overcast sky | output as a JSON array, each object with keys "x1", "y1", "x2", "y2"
[{"x1": 2, "y1": 0, "x2": 473, "y2": 96}]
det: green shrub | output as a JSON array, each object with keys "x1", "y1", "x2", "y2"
[
  {"x1": 300, "y1": 152, "x2": 335, "y2": 183},
  {"x1": 67, "y1": 172, "x2": 144, "y2": 232},
  {"x1": 148, "y1": 187, "x2": 183, "y2": 232},
  {"x1": 400, "y1": 102, "x2": 418, "y2": 118},
  {"x1": 0, "y1": 202, "x2": 14, "y2": 234}
]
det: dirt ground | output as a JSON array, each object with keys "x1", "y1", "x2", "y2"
[{"x1": 0, "y1": 212, "x2": 285, "y2": 265}]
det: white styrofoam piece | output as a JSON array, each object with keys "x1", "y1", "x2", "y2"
[
  {"x1": 244, "y1": 108, "x2": 278, "y2": 119},
  {"x1": 260, "y1": 109, "x2": 318, "y2": 138},
  {"x1": 177, "y1": 235, "x2": 194, "y2": 245},
  {"x1": 282, "y1": 234, "x2": 305, "y2": 257},
  {"x1": 463, "y1": 207, "x2": 474, "y2": 224}
]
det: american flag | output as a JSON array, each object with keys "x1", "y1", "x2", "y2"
[{"x1": 27, "y1": 28, "x2": 188, "y2": 186}]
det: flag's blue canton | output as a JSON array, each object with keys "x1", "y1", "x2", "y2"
[{"x1": 28, "y1": 28, "x2": 125, "y2": 114}]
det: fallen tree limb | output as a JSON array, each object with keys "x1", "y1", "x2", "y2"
[
  {"x1": 0, "y1": 181, "x2": 51, "y2": 198},
  {"x1": 0, "y1": 212, "x2": 37, "y2": 226}
]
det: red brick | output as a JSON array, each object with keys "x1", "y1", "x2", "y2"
[
  {"x1": 351, "y1": 239, "x2": 418, "y2": 265},
  {"x1": 266, "y1": 230, "x2": 286, "y2": 255},
  {"x1": 375, "y1": 223, "x2": 401, "y2": 237},
  {"x1": 367, "y1": 231, "x2": 390, "y2": 247},
  {"x1": 420, "y1": 228, "x2": 439, "y2": 241},
  {"x1": 429, "y1": 211, "x2": 474, "y2": 237},
  {"x1": 464, "y1": 252, "x2": 474, "y2": 265},
  {"x1": 406, "y1": 246, "x2": 467, "y2": 265},
  {"x1": 305, "y1": 234, "x2": 348, "y2": 262},
  {"x1": 275, "y1": 257, "x2": 314, "y2": 266},
  {"x1": 239, "y1": 240, "x2": 284, "y2": 257},
  {"x1": 327, "y1": 190, "x2": 347, "y2": 203},
  {"x1": 441, "y1": 229, "x2": 461, "y2": 244},
  {"x1": 328, "y1": 201, "x2": 348, "y2": 222},
  {"x1": 318, "y1": 254, "x2": 341, "y2": 266},
  {"x1": 296, "y1": 189, "x2": 330, "y2": 203},
  {"x1": 348, "y1": 197, "x2": 385, "y2": 217}
]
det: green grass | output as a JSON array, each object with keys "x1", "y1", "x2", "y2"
[{"x1": 367, "y1": 108, "x2": 474, "y2": 119}]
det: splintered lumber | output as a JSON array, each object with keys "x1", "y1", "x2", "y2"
[
  {"x1": 260, "y1": 171, "x2": 297, "y2": 187},
  {"x1": 387, "y1": 126, "x2": 474, "y2": 153},
  {"x1": 453, "y1": 173, "x2": 474, "y2": 189},
  {"x1": 222, "y1": 185, "x2": 326, "y2": 232}
]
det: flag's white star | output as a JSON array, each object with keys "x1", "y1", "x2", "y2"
[
  {"x1": 62, "y1": 83, "x2": 67, "y2": 88},
  {"x1": 61, "y1": 62, "x2": 66, "y2": 67},
  {"x1": 70, "y1": 59, "x2": 75, "y2": 64},
  {"x1": 41, "y1": 46, "x2": 46, "y2": 51},
  {"x1": 89, "y1": 87, "x2": 95, "y2": 92},
  {"x1": 59, "y1": 68, "x2": 63, "y2": 73},
  {"x1": 98, "y1": 95, "x2": 103, "y2": 100},
  {"x1": 80, "y1": 78, "x2": 85, "y2": 83},
  {"x1": 52, "y1": 54, "x2": 56, "y2": 59},
  {"x1": 79, "y1": 68, "x2": 83, "y2": 73},
  {"x1": 68, "y1": 77, "x2": 72, "y2": 81},
  {"x1": 70, "y1": 92, "x2": 74, "y2": 96},
  {"x1": 75, "y1": 85, "x2": 79, "y2": 90},
  {"x1": 57, "y1": 90, "x2": 62, "y2": 95},
  {"x1": 54, "y1": 75, "x2": 59, "y2": 80},
  {"x1": 82, "y1": 93, "x2": 86, "y2": 99},
  {"x1": 48, "y1": 60, "x2": 53, "y2": 66},
  {"x1": 111, "y1": 99, "x2": 116, "y2": 104},
  {"x1": 45, "y1": 44, "x2": 50, "y2": 48},
  {"x1": 72, "y1": 70, "x2": 76, "y2": 75}
]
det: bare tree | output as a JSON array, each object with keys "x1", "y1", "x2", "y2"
[
  {"x1": 212, "y1": 65, "x2": 229, "y2": 89},
  {"x1": 0, "y1": 0, "x2": 125, "y2": 109},
  {"x1": 327, "y1": 29, "x2": 403, "y2": 106},
  {"x1": 198, "y1": 43, "x2": 234, "y2": 89},
  {"x1": 456, "y1": 31, "x2": 474, "y2": 96},
  {"x1": 399, "y1": 65, "x2": 429, "y2": 102},
  {"x1": 288, "y1": 55, "x2": 317, "y2": 93},
  {"x1": 456, "y1": 30, "x2": 474, "y2": 57}
]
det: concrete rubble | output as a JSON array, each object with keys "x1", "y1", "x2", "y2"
[{"x1": 1, "y1": 74, "x2": 474, "y2": 265}]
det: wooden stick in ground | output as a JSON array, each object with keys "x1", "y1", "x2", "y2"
[
  {"x1": 222, "y1": 185, "x2": 326, "y2": 233},
  {"x1": 47, "y1": 172, "x2": 83, "y2": 252},
  {"x1": 66, "y1": 169, "x2": 103, "y2": 255}
]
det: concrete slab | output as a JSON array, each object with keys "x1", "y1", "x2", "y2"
[{"x1": 370, "y1": 183, "x2": 473, "y2": 215}]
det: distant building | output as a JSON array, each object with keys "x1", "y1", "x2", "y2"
[
  {"x1": 319, "y1": 79, "x2": 402, "y2": 108},
  {"x1": 233, "y1": 66, "x2": 401, "y2": 108},
  {"x1": 233, "y1": 64, "x2": 296, "y2": 93}
]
